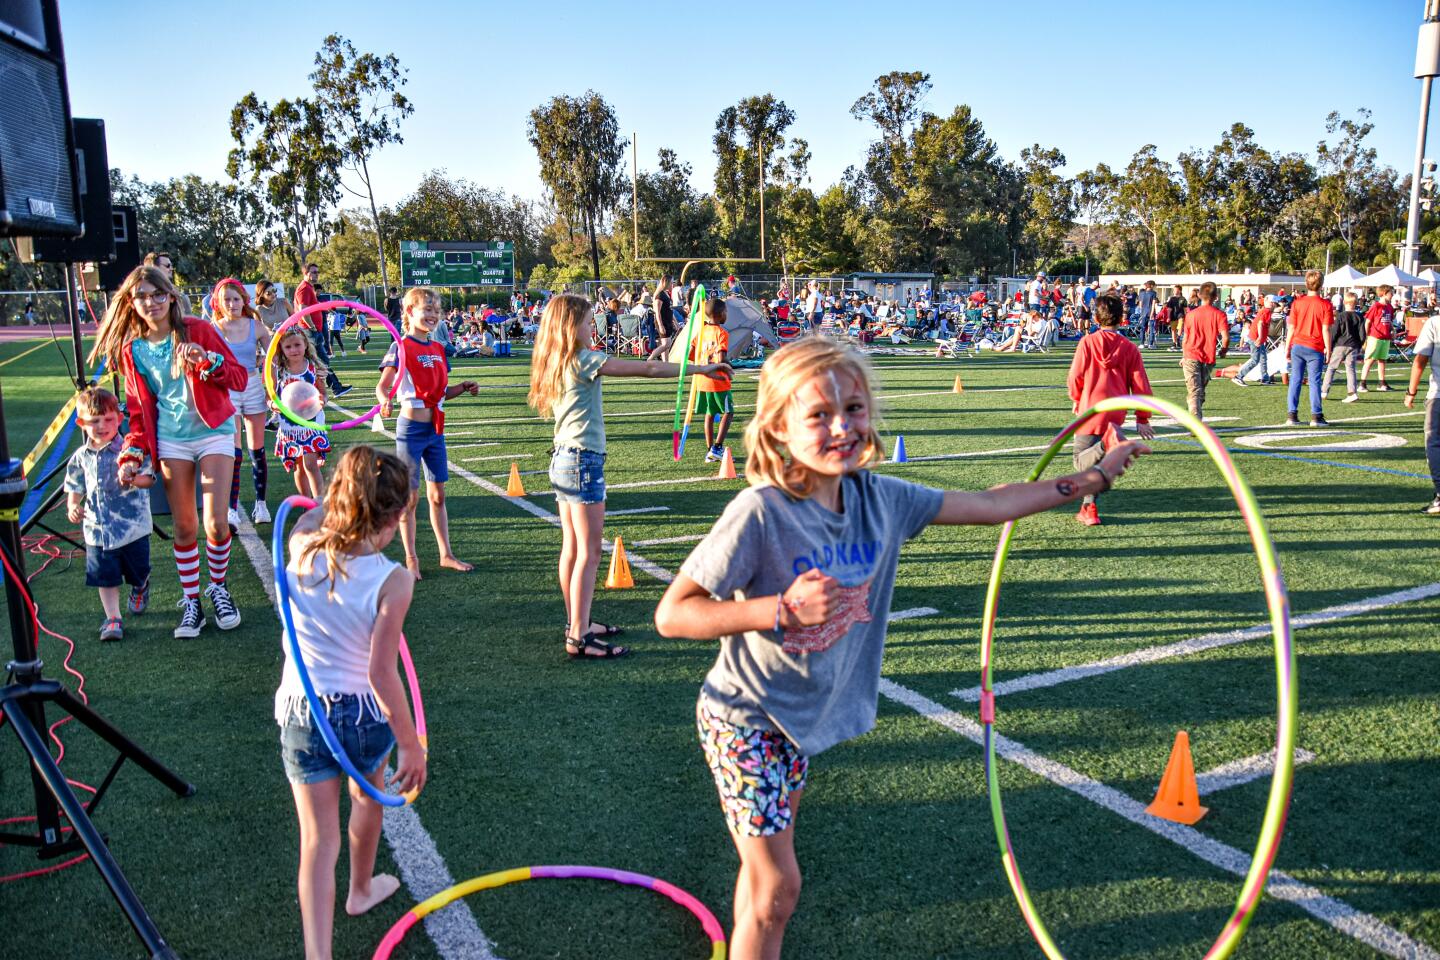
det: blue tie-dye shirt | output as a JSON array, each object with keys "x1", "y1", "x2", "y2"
[{"x1": 63, "y1": 436, "x2": 153, "y2": 550}]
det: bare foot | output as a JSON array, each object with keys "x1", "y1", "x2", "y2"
[
  {"x1": 406, "y1": 556, "x2": 423, "y2": 581},
  {"x1": 438, "y1": 555, "x2": 473, "y2": 572},
  {"x1": 346, "y1": 873, "x2": 401, "y2": 916}
]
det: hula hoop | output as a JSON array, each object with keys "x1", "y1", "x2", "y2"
[
  {"x1": 263, "y1": 300, "x2": 404, "y2": 432},
  {"x1": 273, "y1": 495, "x2": 428, "y2": 807},
  {"x1": 372, "y1": 865, "x2": 726, "y2": 960},
  {"x1": 979, "y1": 393, "x2": 1296, "y2": 960},
  {"x1": 671, "y1": 284, "x2": 707, "y2": 460}
]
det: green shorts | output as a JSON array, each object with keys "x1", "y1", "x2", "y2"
[
  {"x1": 1363, "y1": 336, "x2": 1391, "y2": 361},
  {"x1": 696, "y1": 391, "x2": 734, "y2": 416}
]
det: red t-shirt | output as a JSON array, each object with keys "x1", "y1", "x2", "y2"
[
  {"x1": 294, "y1": 280, "x2": 320, "y2": 332},
  {"x1": 1183, "y1": 305, "x2": 1229, "y2": 364},
  {"x1": 1364, "y1": 301, "x2": 1393, "y2": 339},
  {"x1": 1288, "y1": 295, "x2": 1334, "y2": 352},
  {"x1": 1248, "y1": 307, "x2": 1272, "y2": 344}
]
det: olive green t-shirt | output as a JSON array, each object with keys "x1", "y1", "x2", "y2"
[{"x1": 551, "y1": 349, "x2": 608, "y2": 453}]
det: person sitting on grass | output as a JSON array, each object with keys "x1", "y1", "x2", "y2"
[
  {"x1": 654, "y1": 337, "x2": 1147, "y2": 960},
  {"x1": 1066, "y1": 293, "x2": 1156, "y2": 527},
  {"x1": 64, "y1": 388, "x2": 155, "y2": 642},
  {"x1": 275, "y1": 446, "x2": 426, "y2": 960},
  {"x1": 692, "y1": 297, "x2": 736, "y2": 463},
  {"x1": 378, "y1": 288, "x2": 480, "y2": 580}
]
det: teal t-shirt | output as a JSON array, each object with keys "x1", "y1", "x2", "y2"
[
  {"x1": 131, "y1": 338, "x2": 233, "y2": 442},
  {"x1": 550, "y1": 349, "x2": 608, "y2": 453}
]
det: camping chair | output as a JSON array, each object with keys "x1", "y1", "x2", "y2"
[
  {"x1": 615, "y1": 311, "x2": 648, "y2": 356},
  {"x1": 1393, "y1": 315, "x2": 1425, "y2": 362}
]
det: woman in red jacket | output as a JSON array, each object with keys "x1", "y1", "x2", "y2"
[{"x1": 91, "y1": 265, "x2": 249, "y2": 639}]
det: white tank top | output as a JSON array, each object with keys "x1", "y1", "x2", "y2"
[{"x1": 273, "y1": 547, "x2": 400, "y2": 724}]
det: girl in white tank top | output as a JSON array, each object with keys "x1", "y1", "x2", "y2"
[{"x1": 274, "y1": 446, "x2": 426, "y2": 958}]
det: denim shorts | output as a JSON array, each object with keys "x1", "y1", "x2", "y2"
[
  {"x1": 279, "y1": 693, "x2": 395, "y2": 786},
  {"x1": 396, "y1": 416, "x2": 448, "y2": 489},
  {"x1": 84, "y1": 535, "x2": 151, "y2": 589},
  {"x1": 549, "y1": 447, "x2": 606, "y2": 504}
]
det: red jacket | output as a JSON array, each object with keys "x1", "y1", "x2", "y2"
[
  {"x1": 1067, "y1": 329, "x2": 1152, "y2": 436},
  {"x1": 121, "y1": 317, "x2": 248, "y2": 463}
]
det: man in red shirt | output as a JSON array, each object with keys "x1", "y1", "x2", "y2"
[
  {"x1": 1181, "y1": 281, "x2": 1229, "y2": 419},
  {"x1": 1285, "y1": 269, "x2": 1334, "y2": 427},
  {"x1": 293, "y1": 263, "x2": 351, "y2": 396},
  {"x1": 1232, "y1": 295, "x2": 1275, "y2": 385}
]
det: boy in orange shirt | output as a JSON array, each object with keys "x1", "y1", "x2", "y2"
[
  {"x1": 1181, "y1": 281, "x2": 1230, "y2": 420},
  {"x1": 1066, "y1": 293, "x2": 1155, "y2": 525},
  {"x1": 692, "y1": 298, "x2": 735, "y2": 462}
]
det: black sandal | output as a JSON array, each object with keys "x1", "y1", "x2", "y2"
[
  {"x1": 565, "y1": 632, "x2": 629, "y2": 660},
  {"x1": 566, "y1": 621, "x2": 625, "y2": 638}
]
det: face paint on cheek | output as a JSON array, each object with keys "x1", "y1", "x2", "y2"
[{"x1": 824, "y1": 371, "x2": 853, "y2": 437}]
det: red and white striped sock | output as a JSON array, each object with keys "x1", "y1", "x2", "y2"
[
  {"x1": 206, "y1": 535, "x2": 231, "y2": 586},
  {"x1": 174, "y1": 542, "x2": 201, "y2": 600}
]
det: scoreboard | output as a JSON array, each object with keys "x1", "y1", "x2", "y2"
[{"x1": 400, "y1": 240, "x2": 514, "y2": 288}]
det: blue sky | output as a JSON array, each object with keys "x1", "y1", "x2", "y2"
[{"x1": 63, "y1": 0, "x2": 1428, "y2": 207}]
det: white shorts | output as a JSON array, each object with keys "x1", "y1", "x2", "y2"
[
  {"x1": 157, "y1": 432, "x2": 235, "y2": 463},
  {"x1": 229, "y1": 374, "x2": 267, "y2": 416}
]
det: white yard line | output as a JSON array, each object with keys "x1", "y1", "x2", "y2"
[
  {"x1": 606, "y1": 506, "x2": 671, "y2": 516},
  {"x1": 465, "y1": 453, "x2": 533, "y2": 462},
  {"x1": 951, "y1": 582, "x2": 1440, "y2": 702},
  {"x1": 1196, "y1": 748, "x2": 1317, "y2": 797},
  {"x1": 531, "y1": 473, "x2": 731, "y2": 496},
  {"x1": 877, "y1": 679, "x2": 1439, "y2": 960},
  {"x1": 887, "y1": 606, "x2": 940, "y2": 622},
  {"x1": 445, "y1": 441, "x2": 502, "y2": 449},
  {"x1": 232, "y1": 515, "x2": 497, "y2": 960},
  {"x1": 632, "y1": 534, "x2": 706, "y2": 547}
]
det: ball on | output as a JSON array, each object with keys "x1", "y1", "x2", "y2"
[{"x1": 281, "y1": 380, "x2": 323, "y2": 419}]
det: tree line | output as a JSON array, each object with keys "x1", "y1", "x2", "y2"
[{"x1": 1, "y1": 60, "x2": 1429, "y2": 297}]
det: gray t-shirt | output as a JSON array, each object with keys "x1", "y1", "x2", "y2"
[
  {"x1": 551, "y1": 349, "x2": 608, "y2": 453},
  {"x1": 681, "y1": 471, "x2": 943, "y2": 756},
  {"x1": 1415, "y1": 315, "x2": 1440, "y2": 401}
]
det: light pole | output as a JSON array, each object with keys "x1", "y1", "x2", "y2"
[{"x1": 1403, "y1": 0, "x2": 1440, "y2": 274}]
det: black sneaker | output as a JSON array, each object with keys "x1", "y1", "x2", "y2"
[
  {"x1": 1310, "y1": 416, "x2": 1329, "y2": 428},
  {"x1": 174, "y1": 597, "x2": 206, "y2": 639},
  {"x1": 1424, "y1": 496, "x2": 1440, "y2": 516},
  {"x1": 205, "y1": 582, "x2": 242, "y2": 631},
  {"x1": 334, "y1": 384, "x2": 355, "y2": 397}
]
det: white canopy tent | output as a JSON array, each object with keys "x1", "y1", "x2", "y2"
[
  {"x1": 1418, "y1": 267, "x2": 1440, "y2": 285},
  {"x1": 1355, "y1": 264, "x2": 1425, "y2": 287},
  {"x1": 1322, "y1": 263, "x2": 1366, "y2": 288}
]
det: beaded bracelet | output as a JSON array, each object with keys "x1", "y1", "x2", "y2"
[{"x1": 198, "y1": 351, "x2": 224, "y2": 380}]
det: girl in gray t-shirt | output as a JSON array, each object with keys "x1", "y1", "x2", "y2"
[
  {"x1": 526, "y1": 293, "x2": 731, "y2": 661},
  {"x1": 655, "y1": 337, "x2": 1147, "y2": 959}
]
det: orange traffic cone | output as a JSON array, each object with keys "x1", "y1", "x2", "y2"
[
  {"x1": 605, "y1": 536, "x2": 634, "y2": 589},
  {"x1": 717, "y1": 447, "x2": 737, "y2": 479},
  {"x1": 506, "y1": 462, "x2": 526, "y2": 497},
  {"x1": 953, "y1": 374, "x2": 964, "y2": 394},
  {"x1": 1146, "y1": 731, "x2": 1209, "y2": 825}
]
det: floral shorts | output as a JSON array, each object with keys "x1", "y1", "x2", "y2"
[
  {"x1": 275, "y1": 429, "x2": 330, "y2": 473},
  {"x1": 697, "y1": 702, "x2": 808, "y2": 837}
]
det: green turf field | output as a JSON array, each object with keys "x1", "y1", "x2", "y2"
[{"x1": 1, "y1": 330, "x2": 1437, "y2": 960}]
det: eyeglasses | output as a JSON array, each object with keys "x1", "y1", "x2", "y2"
[{"x1": 132, "y1": 291, "x2": 170, "y2": 304}]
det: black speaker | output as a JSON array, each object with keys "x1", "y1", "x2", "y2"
[
  {"x1": 98, "y1": 204, "x2": 139, "y2": 290},
  {"x1": 29, "y1": 117, "x2": 112, "y2": 262},
  {"x1": 0, "y1": 0, "x2": 81, "y2": 238}
]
